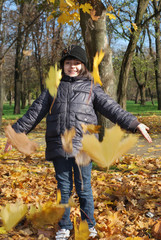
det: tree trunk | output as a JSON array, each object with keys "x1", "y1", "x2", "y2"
[
  {"x1": 135, "y1": 87, "x2": 139, "y2": 104},
  {"x1": 79, "y1": 0, "x2": 117, "y2": 139},
  {"x1": 153, "y1": 0, "x2": 161, "y2": 110},
  {"x1": 0, "y1": 0, "x2": 4, "y2": 127},
  {"x1": 14, "y1": 2, "x2": 24, "y2": 114},
  {"x1": 117, "y1": 0, "x2": 150, "y2": 109}
]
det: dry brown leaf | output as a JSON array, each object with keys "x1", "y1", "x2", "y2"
[
  {"x1": 75, "y1": 150, "x2": 91, "y2": 166},
  {"x1": 61, "y1": 127, "x2": 76, "y2": 153},
  {"x1": 5, "y1": 125, "x2": 38, "y2": 156},
  {"x1": 151, "y1": 221, "x2": 161, "y2": 239},
  {"x1": 81, "y1": 123, "x2": 101, "y2": 134}
]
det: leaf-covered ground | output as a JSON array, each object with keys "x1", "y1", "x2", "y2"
[{"x1": 0, "y1": 115, "x2": 160, "y2": 240}]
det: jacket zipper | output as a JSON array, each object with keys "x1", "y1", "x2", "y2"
[{"x1": 65, "y1": 82, "x2": 70, "y2": 159}]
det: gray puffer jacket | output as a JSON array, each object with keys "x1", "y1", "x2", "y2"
[{"x1": 12, "y1": 74, "x2": 139, "y2": 160}]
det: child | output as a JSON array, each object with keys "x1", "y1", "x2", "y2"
[{"x1": 5, "y1": 45, "x2": 152, "y2": 240}]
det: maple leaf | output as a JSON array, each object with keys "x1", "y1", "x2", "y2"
[
  {"x1": 45, "y1": 63, "x2": 62, "y2": 97},
  {"x1": 28, "y1": 201, "x2": 65, "y2": 228},
  {"x1": 81, "y1": 123, "x2": 101, "y2": 134},
  {"x1": 61, "y1": 127, "x2": 76, "y2": 153},
  {"x1": 92, "y1": 49, "x2": 104, "y2": 85},
  {"x1": 5, "y1": 125, "x2": 38, "y2": 156},
  {"x1": 0, "y1": 201, "x2": 28, "y2": 231},
  {"x1": 81, "y1": 125, "x2": 138, "y2": 169},
  {"x1": 28, "y1": 193, "x2": 76, "y2": 228},
  {"x1": 80, "y1": 3, "x2": 93, "y2": 14},
  {"x1": 106, "y1": 13, "x2": 116, "y2": 20},
  {"x1": 74, "y1": 217, "x2": 90, "y2": 240}
]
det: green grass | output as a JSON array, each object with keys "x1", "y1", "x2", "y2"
[
  {"x1": 2, "y1": 103, "x2": 30, "y2": 120},
  {"x1": 2, "y1": 100, "x2": 161, "y2": 120},
  {"x1": 126, "y1": 100, "x2": 161, "y2": 116}
]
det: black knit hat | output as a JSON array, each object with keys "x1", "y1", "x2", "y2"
[{"x1": 60, "y1": 45, "x2": 87, "y2": 67}]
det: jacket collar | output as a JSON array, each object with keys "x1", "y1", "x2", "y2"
[{"x1": 61, "y1": 74, "x2": 89, "y2": 82}]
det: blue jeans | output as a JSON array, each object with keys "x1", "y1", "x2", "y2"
[{"x1": 53, "y1": 157, "x2": 96, "y2": 230}]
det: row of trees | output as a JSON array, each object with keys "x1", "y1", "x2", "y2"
[{"x1": 0, "y1": 0, "x2": 161, "y2": 128}]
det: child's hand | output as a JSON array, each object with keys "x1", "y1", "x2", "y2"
[
  {"x1": 137, "y1": 123, "x2": 152, "y2": 143},
  {"x1": 4, "y1": 142, "x2": 12, "y2": 152}
]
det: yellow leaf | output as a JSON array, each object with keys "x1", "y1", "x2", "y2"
[
  {"x1": 65, "y1": 0, "x2": 74, "y2": 7},
  {"x1": 107, "y1": 5, "x2": 114, "y2": 11},
  {"x1": 74, "y1": 217, "x2": 90, "y2": 240},
  {"x1": 91, "y1": 49, "x2": 105, "y2": 85},
  {"x1": 61, "y1": 127, "x2": 76, "y2": 153},
  {"x1": 126, "y1": 237, "x2": 143, "y2": 240},
  {"x1": 132, "y1": 23, "x2": 138, "y2": 31},
  {"x1": 47, "y1": 15, "x2": 54, "y2": 22},
  {"x1": 80, "y1": 3, "x2": 93, "y2": 14},
  {"x1": 106, "y1": 13, "x2": 116, "y2": 20},
  {"x1": 0, "y1": 227, "x2": 7, "y2": 234},
  {"x1": 45, "y1": 63, "x2": 62, "y2": 97},
  {"x1": 82, "y1": 125, "x2": 138, "y2": 169},
  {"x1": 28, "y1": 194, "x2": 76, "y2": 228},
  {"x1": 28, "y1": 202, "x2": 65, "y2": 228},
  {"x1": 1, "y1": 201, "x2": 27, "y2": 231},
  {"x1": 56, "y1": 189, "x2": 61, "y2": 204},
  {"x1": 81, "y1": 123, "x2": 101, "y2": 134}
]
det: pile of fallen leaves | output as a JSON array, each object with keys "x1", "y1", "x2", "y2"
[{"x1": 0, "y1": 116, "x2": 160, "y2": 239}]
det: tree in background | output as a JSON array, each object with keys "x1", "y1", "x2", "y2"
[{"x1": 0, "y1": 0, "x2": 5, "y2": 127}]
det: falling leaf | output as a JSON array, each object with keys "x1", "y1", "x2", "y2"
[
  {"x1": 75, "y1": 150, "x2": 91, "y2": 166},
  {"x1": 61, "y1": 127, "x2": 76, "y2": 153},
  {"x1": 27, "y1": 201, "x2": 65, "y2": 228},
  {"x1": 91, "y1": 49, "x2": 104, "y2": 85},
  {"x1": 45, "y1": 63, "x2": 62, "y2": 97},
  {"x1": 5, "y1": 125, "x2": 38, "y2": 156},
  {"x1": 74, "y1": 217, "x2": 90, "y2": 240},
  {"x1": 80, "y1": 3, "x2": 93, "y2": 14},
  {"x1": 65, "y1": 0, "x2": 74, "y2": 7},
  {"x1": 81, "y1": 125, "x2": 138, "y2": 168},
  {"x1": 0, "y1": 227, "x2": 7, "y2": 234},
  {"x1": 1, "y1": 201, "x2": 28, "y2": 231},
  {"x1": 56, "y1": 189, "x2": 61, "y2": 204},
  {"x1": 28, "y1": 194, "x2": 76, "y2": 228},
  {"x1": 106, "y1": 13, "x2": 116, "y2": 20},
  {"x1": 90, "y1": 9, "x2": 100, "y2": 21},
  {"x1": 81, "y1": 123, "x2": 101, "y2": 134}
]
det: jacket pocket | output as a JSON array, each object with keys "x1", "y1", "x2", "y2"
[
  {"x1": 75, "y1": 113, "x2": 97, "y2": 125},
  {"x1": 46, "y1": 114, "x2": 60, "y2": 137}
]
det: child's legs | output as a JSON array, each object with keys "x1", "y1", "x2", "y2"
[
  {"x1": 53, "y1": 157, "x2": 74, "y2": 230},
  {"x1": 73, "y1": 161, "x2": 96, "y2": 228}
]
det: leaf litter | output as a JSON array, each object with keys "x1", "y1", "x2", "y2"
[{"x1": 0, "y1": 117, "x2": 160, "y2": 239}]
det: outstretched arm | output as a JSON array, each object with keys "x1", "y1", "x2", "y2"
[{"x1": 137, "y1": 123, "x2": 152, "y2": 143}]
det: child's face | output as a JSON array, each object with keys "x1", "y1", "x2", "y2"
[{"x1": 64, "y1": 59, "x2": 82, "y2": 77}]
